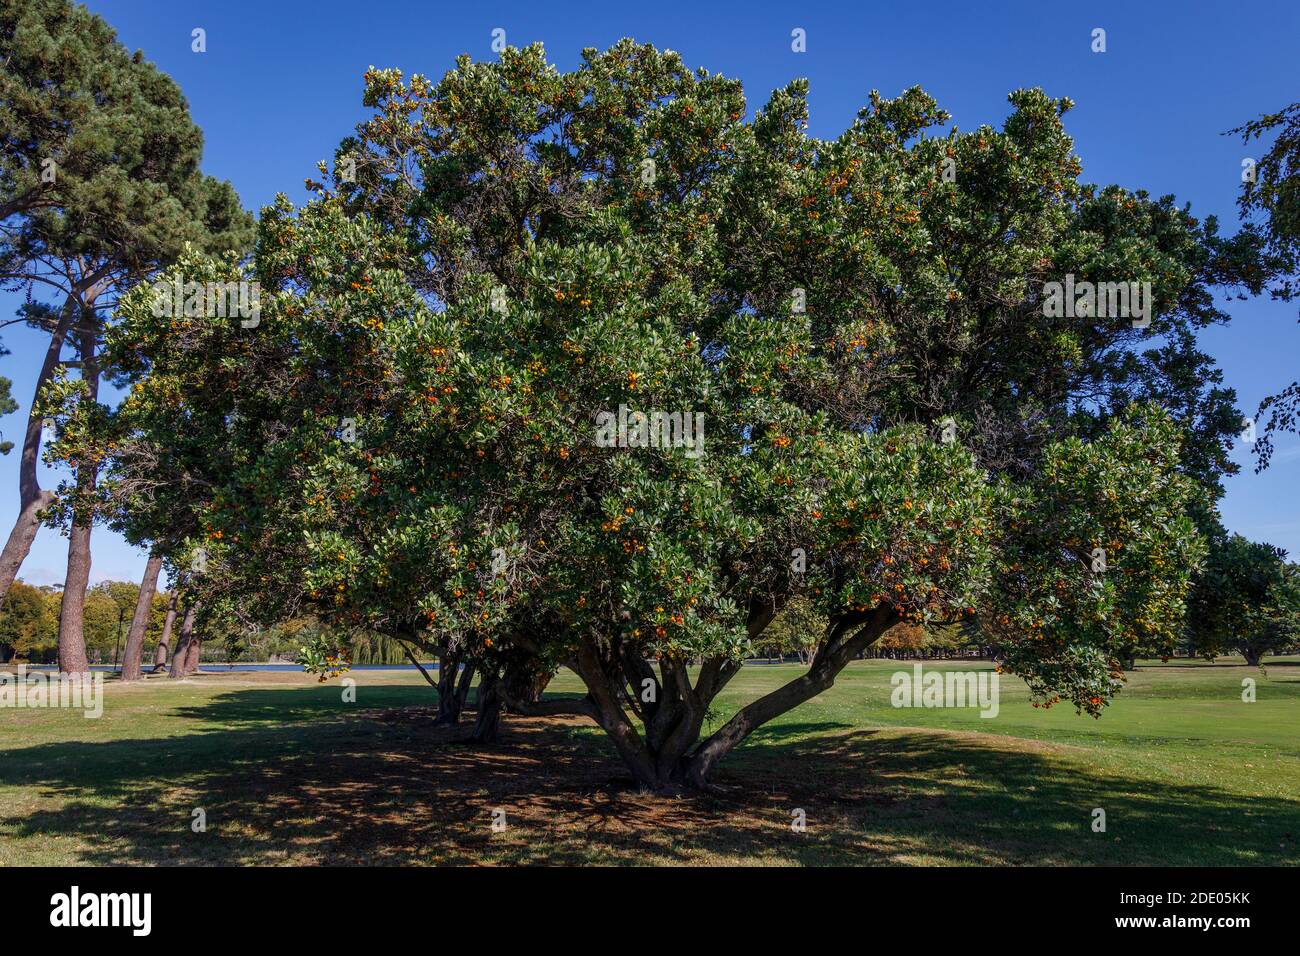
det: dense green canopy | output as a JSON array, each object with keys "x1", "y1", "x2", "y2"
[{"x1": 97, "y1": 41, "x2": 1269, "y2": 789}]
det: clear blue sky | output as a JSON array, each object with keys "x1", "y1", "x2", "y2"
[{"x1": 3, "y1": 0, "x2": 1298, "y2": 587}]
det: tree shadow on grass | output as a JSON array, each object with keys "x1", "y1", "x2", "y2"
[
  {"x1": 2, "y1": 686, "x2": 1297, "y2": 866},
  {"x1": 170, "y1": 680, "x2": 445, "y2": 726},
  {"x1": 737, "y1": 723, "x2": 1300, "y2": 865}
]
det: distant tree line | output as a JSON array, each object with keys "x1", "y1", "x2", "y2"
[
  {"x1": 0, "y1": 584, "x2": 416, "y2": 667},
  {"x1": 758, "y1": 581, "x2": 1300, "y2": 666},
  {"x1": 0, "y1": 578, "x2": 166, "y2": 664}
]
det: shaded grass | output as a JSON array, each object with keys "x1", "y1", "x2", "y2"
[{"x1": 1, "y1": 658, "x2": 1297, "y2": 865}]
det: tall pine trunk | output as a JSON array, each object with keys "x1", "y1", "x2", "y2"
[
  {"x1": 183, "y1": 633, "x2": 203, "y2": 674},
  {"x1": 153, "y1": 593, "x2": 177, "y2": 672},
  {"x1": 119, "y1": 554, "x2": 162, "y2": 681},
  {"x1": 0, "y1": 298, "x2": 76, "y2": 607},
  {"x1": 56, "y1": 311, "x2": 100, "y2": 674},
  {"x1": 168, "y1": 605, "x2": 197, "y2": 678}
]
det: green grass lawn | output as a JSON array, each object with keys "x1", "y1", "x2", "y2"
[{"x1": 1, "y1": 657, "x2": 1297, "y2": 866}]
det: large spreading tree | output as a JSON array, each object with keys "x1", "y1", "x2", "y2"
[{"x1": 105, "y1": 42, "x2": 1269, "y2": 790}]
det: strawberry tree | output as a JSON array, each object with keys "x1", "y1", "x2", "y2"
[{"x1": 102, "y1": 42, "x2": 1262, "y2": 790}]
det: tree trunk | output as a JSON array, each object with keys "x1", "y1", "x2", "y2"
[
  {"x1": 55, "y1": 309, "x2": 102, "y2": 675},
  {"x1": 119, "y1": 554, "x2": 162, "y2": 681},
  {"x1": 153, "y1": 593, "x2": 177, "y2": 672},
  {"x1": 683, "y1": 608, "x2": 897, "y2": 788},
  {"x1": 183, "y1": 633, "x2": 202, "y2": 674},
  {"x1": 568, "y1": 641, "x2": 742, "y2": 791},
  {"x1": 565, "y1": 606, "x2": 897, "y2": 792},
  {"x1": 501, "y1": 651, "x2": 551, "y2": 710},
  {"x1": 1242, "y1": 648, "x2": 1262, "y2": 667},
  {"x1": 433, "y1": 648, "x2": 477, "y2": 725},
  {"x1": 454, "y1": 659, "x2": 475, "y2": 714},
  {"x1": 471, "y1": 664, "x2": 502, "y2": 744},
  {"x1": 169, "y1": 605, "x2": 197, "y2": 678},
  {"x1": 0, "y1": 296, "x2": 77, "y2": 607},
  {"x1": 433, "y1": 651, "x2": 460, "y2": 725},
  {"x1": 560, "y1": 604, "x2": 807, "y2": 792},
  {"x1": 55, "y1": 516, "x2": 93, "y2": 675}
]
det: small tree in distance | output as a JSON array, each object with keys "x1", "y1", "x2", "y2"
[{"x1": 1187, "y1": 533, "x2": 1300, "y2": 666}]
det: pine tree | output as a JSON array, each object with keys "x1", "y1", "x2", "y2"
[{"x1": 0, "y1": 0, "x2": 253, "y2": 671}]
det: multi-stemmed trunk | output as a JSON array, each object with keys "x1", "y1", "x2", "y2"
[
  {"x1": 119, "y1": 554, "x2": 163, "y2": 681},
  {"x1": 394, "y1": 632, "x2": 480, "y2": 726},
  {"x1": 502, "y1": 652, "x2": 552, "y2": 710},
  {"x1": 56, "y1": 313, "x2": 102, "y2": 675},
  {"x1": 465, "y1": 646, "x2": 555, "y2": 743},
  {"x1": 467, "y1": 650, "x2": 556, "y2": 743},
  {"x1": 428, "y1": 643, "x2": 552, "y2": 742},
  {"x1": 564, "y1": 607, "x2": 899, "y2": 792},
  {"x1": 152, "y1": 594, "x2": 178, "y2": 672},
  {"x1": 431, "y1": 647, "x2": 476, "y2": 725},
  {"x1": 0, "y1": 295, "x2": 78, "y2": 610}
]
